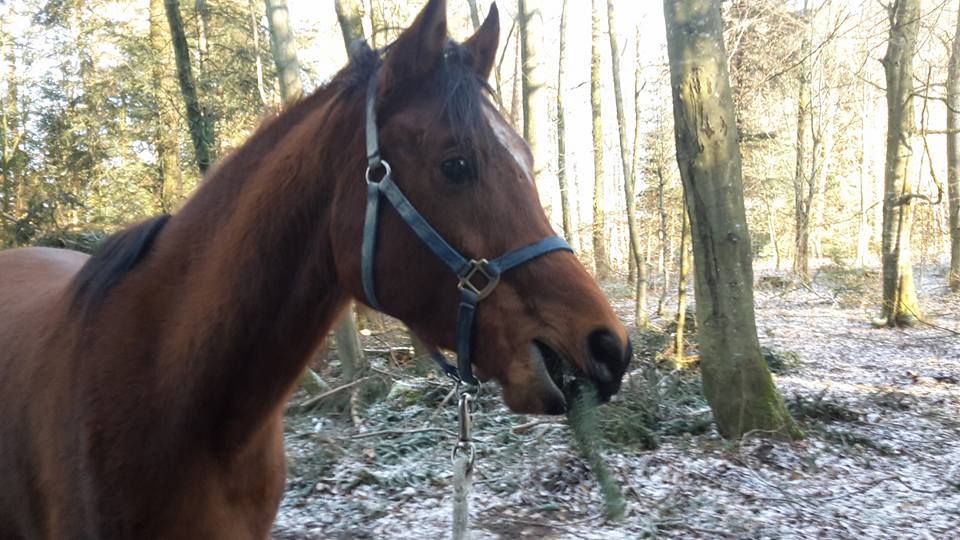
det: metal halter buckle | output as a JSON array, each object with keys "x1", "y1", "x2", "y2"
[{"x1": 458, "y1": 259, "x2": 500, "y2": 300}]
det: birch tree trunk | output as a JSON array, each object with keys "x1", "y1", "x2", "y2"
[
  {"x1": 150, "y1": 0, "x2": 184, "y2": 212},
  {"x1": 879, "y1": 0, "x2": 922, "y2": 326},
  {"x1": 265, "y1": 0, "x2": 302, "y2": 105},
  {"x1": 663, "y1": 0, "x2": 799, "y2": 439},
  {"x1": 947, "y1": 6, "x2": 960, "y2": 291},
  {"x1": 164, "y1": 0, "x2": 214, "y2": 173},
  {"x1": 590, "y1": 0, "x2": 612, "y2": 280},
  {"x1": 556, "y1": 0, "x2": 576, "y2": 248}
]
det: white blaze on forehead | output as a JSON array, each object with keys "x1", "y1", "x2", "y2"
[{"x1": 482, "y1": 105, "x2": 535, "y2": 184}]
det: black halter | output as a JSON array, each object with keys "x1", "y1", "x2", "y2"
[{"x1": 360, "y1": 69, "x2": 572, "y2": 385}]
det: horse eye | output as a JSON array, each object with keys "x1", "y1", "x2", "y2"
[{"x1": 440, "y1": 157, "x2": 473, "y2": 184}]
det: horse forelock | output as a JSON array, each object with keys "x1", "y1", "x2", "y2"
[{"x1": 341, "y1": 38, "x2": 500, "y2": 173}]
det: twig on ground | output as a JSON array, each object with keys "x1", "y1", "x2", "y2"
[
  {"x1": 511, "y1": 418, "x2": 566, "y2": 434},
  {"x1": 341, "y1": 427, "x2": 458, "y2": 440},
  {"x1": 655, "y1": 520, "x2": 739, "y2": 538},
  {"x1": 290, "y1": 376, "x2": 375, "y2": 412}
]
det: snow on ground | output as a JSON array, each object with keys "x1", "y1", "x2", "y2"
[{"x1": 273, "y1": 266, "x2": 960, "y2": 539}]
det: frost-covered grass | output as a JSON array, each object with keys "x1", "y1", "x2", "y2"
[{"x1": 273, "y1": 265, "x2": 960, "y2": 539}]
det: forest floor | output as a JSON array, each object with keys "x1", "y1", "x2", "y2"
[{"x1": 272, "y1": 264, "x2": 960, "y2": 539}]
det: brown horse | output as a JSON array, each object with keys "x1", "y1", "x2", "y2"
[{"x1": 0, "y1": 1, "x2": 630, "y2": 537}]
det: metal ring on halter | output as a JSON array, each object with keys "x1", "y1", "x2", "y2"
[{"x1": 365, "y1": 159, "x2": 392, "y2": 184}]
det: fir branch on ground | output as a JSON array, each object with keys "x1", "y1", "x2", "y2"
[{"x1": 564, "y1": 379, "x2": 626, "y2": 521}]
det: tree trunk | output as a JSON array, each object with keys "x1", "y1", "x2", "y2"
[
  {"x1": 856, "y1": 80, "x2": 872, "y2": 267},
  {"x1": 764, "y1": 195, "x2": 780, "y2": 270},
  {"x1": 792, "y1": 2, "x2": 812, "y2": 280},
  {"x1": 606, "y1": 0, "x2": 643, "y2": 319},
  {"x1": 330, "y1": 0, "x2": 371, "y2": 382},
  {"x1": 808, "y1": 87, "x2": 835, "y2": 262},
  {"x1": 150, "y1": 0, "x2": 184, "y2": 212},
  {"x1": 249, "y1": 0, "x2": 271, "y2": 109},
  {"x1": 333, "y1": 306, "x2": 366, "y2": 381},
  {"x1": 519, "y1": 0, "x2": 555, "y2": 221},
  {"x1": 195, "y1": 0, "x2": 211, "y2": 69},
  {"x1": 334, "y1": 0, "x2": 366, "y2": 53},
  {"x1": 590, "y1": 0, "x2": 612, "y2": 280},
  {"x1": 466, "y1": 0, "x2": 481, "y2": 29},
  {"x1": 656, "y1": 165, "x2": 669, "y2": 316},
  {"x1": 510, "y1": 36, "x2": 522, "y2": 128},
  {"x1": 164, "y1": 0, "x2": 214, "y2": 174},
  {"x1": 0, "y1": 5, "x2": 20, "y2": 238},
  {"x1": 632, "y1": 27, "x2": 648, "y2": 327},
  {"x1": 556, "y1": 0, "x2": 575, "y2": 249},
  {"x1": 265, "y1": 0, "x2": 302, "y2": 105},
  {"x1": 948, "y1": 5, "x2": 960, "y2": 291},
  {"x1": 663, "y1": 0, "x2": 799, "y2": 440},
  {"x1": 674, "y1": 209, "x2": 690, "y2": 369},
  {"x1": 880, "y1": 0, "x2": 922, "y2": 326}
]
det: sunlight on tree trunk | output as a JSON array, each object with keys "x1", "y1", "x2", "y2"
[
  {"x1": 334, "y1": 0, "x2": 366, "y2": 52},
  {"x1": 265, "y1": 0, "x2": 303, "y2": 105},
  {"x1": 556, "y1": 0, "x2": 576, "y2": 250},
  {"x1": 856, "y1": 80, "x2": 873, "y2": 268},
  {"x1": 334, "y1": 307, "x2": 367, "y2": 381},
  {"x1": 664, "y1": 0, "x2": 799, "y2": 440},
  {"x1": 150, "y1": 0, "x2": 183, "y2": 212},
  {"x1": 590, "y1": 0, "x2": 611, "y2": 281},
  {"x1": 606, "y1": 0, "x2": 643, "y2": 320},
  {"x1": 879, "y1": 0, "x2": 921, "y2": 326},
  {"x1": 249, "y1": 0, "x2": 271, "y2": 110},
  {"x1": 519, "y1": 0, "x2": 556, "y2": 223},
  {"x1": 792, "y1": 1, "x2": 812, "y2": 281},
  {"x1": 0, "y1": 4, "x2": 22, "y2": 245},
  {"x1": 947, "y1": 6, "x2": 960, "y2": 291}
]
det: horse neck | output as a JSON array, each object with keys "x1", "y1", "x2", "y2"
[{"x1": 150, "y1": 87, "x2": 364, "y2": 448}]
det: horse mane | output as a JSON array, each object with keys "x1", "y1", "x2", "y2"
[{"x1": 68, "y1": 214, "x2": 171, "y2": 314}]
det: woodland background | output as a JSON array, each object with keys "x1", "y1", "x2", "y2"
[
  {"x1": 2, "y1": 0, "x2": 960, "y2": 536},
  {"x1": 2, "y1": 0, "x2": 958, "y2": 292}
]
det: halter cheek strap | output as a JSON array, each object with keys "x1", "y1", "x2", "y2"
[{"x1": 361, "y1": 68, "x2": 572, "y2": 385}]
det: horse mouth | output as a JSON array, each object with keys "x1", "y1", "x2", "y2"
[{"x1": 532, "y1": 340, "x2": 570, "y2": 408}]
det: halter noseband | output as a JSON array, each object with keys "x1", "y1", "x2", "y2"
[{"x1": 360, "y1": 67, "x2": 572, "y2": 386}]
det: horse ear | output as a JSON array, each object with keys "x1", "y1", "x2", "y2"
[
  {"x1": 378, "y1": 0, "x2": 448, "y2": 95},
  {"x1": 463, "y1": 3, "x2": 499, "y2": 80}
]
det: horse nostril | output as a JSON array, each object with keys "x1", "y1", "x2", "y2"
[{"x1": 587, "y1": 328, "x2": 628, "y2": 383}]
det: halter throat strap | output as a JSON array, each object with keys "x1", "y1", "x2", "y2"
[{"x1": 360, "y1": 68, "x2": 572, "y2": 385}]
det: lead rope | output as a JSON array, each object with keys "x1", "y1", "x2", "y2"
[{"x1": 451, "y1": 387, "x2": 476, "y2": 540}]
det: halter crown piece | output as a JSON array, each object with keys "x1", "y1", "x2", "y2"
[{"x1": 360, "y1": 66, "x2": 573, "y2": 385}]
